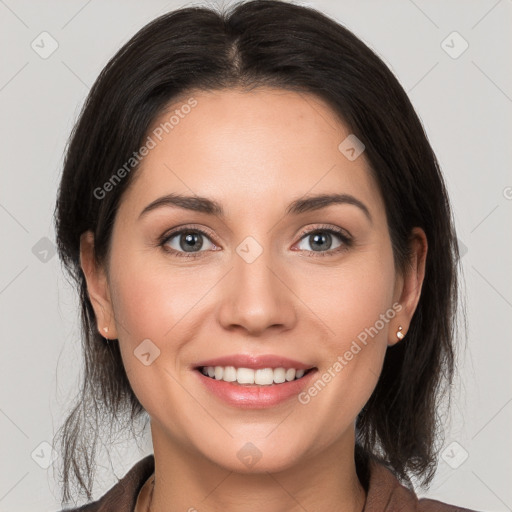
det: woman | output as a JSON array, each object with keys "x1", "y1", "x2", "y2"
[{"x1": 53, "y1": 1, "x2": 478, "y2": 511}]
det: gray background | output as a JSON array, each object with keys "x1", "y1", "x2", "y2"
[{"x1": 1, "y1": 0, "x2": 511, "y2": 510}]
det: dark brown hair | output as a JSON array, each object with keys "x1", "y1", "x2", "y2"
[{"x1": 53, "y1": 0, "x2": 466, "y2": 505}]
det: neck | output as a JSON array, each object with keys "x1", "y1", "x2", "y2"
[{"x1": 148, "y1": 423, "x2": 367, "y2": 512}]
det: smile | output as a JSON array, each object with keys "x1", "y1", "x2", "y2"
[{"x1": 199, "y1": 366, "x2": 314, "y2": 386}]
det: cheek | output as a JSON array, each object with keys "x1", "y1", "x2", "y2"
[
  {"x1": 314, "y1": 243, "x2": 396, "y2": 346},
  {"x1": 109, "y1": 250, "x2": 203, "y2": 341},
  {"x1": 107, "y1": 256, "x2": 196, "y2": 413},
  {"x1": 107, "y1": 252, "x2": 221, "y2": 389},
  {"x1": 302, "y1": 244, "x2": 396, "y2": 410}
]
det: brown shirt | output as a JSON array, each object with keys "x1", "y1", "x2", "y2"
[{"x1": 57, "y1": 454, "x2": 481, "y2": 512}]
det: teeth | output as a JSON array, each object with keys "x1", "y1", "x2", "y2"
[
  {"x1": 223, "y1": 366, "x2": 237, "y2": 382},
  {"x1": 273, "y1": 367, "x2": 286, "y2": 383},
  {"x1": 200, "y1": 366, "x2": 310, "y2": 385},
  {"x1": 254, "y1": 368, "x2": 274, "y2": 385},
  {"x1": 237, "y1": 367, "x2": 255, "y2": 384},
  {"x1": 285, "y1": 368, "x2": 296, "y2": 381}
]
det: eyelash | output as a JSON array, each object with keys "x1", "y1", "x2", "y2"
[{"x1": 158, "y1": 224, "x2": 353, "y2": 259}]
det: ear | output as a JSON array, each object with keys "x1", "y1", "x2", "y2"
[
  {"x1": 389, "y1": 227, "x2": 428, "y2": 346},
  {"x1": 79, "y1": 231, "x2": 118, "y2": 339}
]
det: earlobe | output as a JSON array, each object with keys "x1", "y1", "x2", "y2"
[
  {"x1": 388, "y1": 324, "x2": 406, "y2": 347},
  {"x1": 79, "y1": 231, "x2": 118, "y2": 339}
]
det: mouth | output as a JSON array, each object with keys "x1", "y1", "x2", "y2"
[
  {"x1": 196, "y1": 365, "x2": 316, "y2": 386},
  {"x1": 192, "y1": 354, "x2": 318, "y2": 408}
]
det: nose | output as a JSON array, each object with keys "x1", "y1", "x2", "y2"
[{"x1": 217, "y1": 248, "x2": 298, "y2": 336}]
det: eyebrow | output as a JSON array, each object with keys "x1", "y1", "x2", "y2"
[{"x1": 138, "y1": 192, "x2": 372, "y2": 223}]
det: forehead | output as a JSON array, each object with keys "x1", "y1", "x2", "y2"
[{"x1": 119, "y1": 87, "x2": 385, "y2": 223}]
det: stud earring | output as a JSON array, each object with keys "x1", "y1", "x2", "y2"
[
  {"x1": 103, "y1": 326, "x2": 109, "y2": 334},
  {"x1": 396, "y1": 325, "x2": 405, "y2": 340}
]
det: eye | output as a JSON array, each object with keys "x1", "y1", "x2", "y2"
[
  {"x1": 160, "y1": 227, "x2": 216, "y2": 258},
  {"x1": 295, "y1": 225, "x2": 352, "y2": 256},
  {"x1": 159, "y1": 224, "x2": 352, "y2": 259}
]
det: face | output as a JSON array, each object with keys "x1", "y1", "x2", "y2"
[{"x1": 82, "y1": 87, "x2": 426, "y2": 474}]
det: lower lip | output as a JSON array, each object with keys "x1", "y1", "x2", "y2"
[{"x1": 195, "y1": 369, "x2": 317, "y2": 409}]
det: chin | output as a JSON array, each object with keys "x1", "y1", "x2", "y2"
[{"x1": 199, "y1": 437, "x2": 310, "y2": 475}]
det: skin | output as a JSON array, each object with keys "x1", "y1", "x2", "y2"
[{"x1": 80, "y1": 87, "x2": 427, "y2": 512}]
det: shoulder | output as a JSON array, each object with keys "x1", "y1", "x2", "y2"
[
  {"x1": 363, "y1": 454, "x2": 482, "y2": 512},
  {"x1": 418, "y1": 496, "x2": 483, "y2": 512},
  {"x1": 55, "y1": 454, "x2": 155, "y2": 512}
]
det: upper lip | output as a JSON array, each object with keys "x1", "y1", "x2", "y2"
[{"x1": 194, "y1": 354, "x2": 315, "y2": 370}]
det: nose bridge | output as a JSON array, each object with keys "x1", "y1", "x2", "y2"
[{"x1": 217, "y1": 234, "x2": 296, "y2": 334}]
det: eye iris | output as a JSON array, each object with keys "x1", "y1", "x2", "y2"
[
  {"x1": 310, "y1": 232, "x2": 331, "y2": 251},
  {"x1": 180, "y1": 232, "x2": 203, "y2": 252}
]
